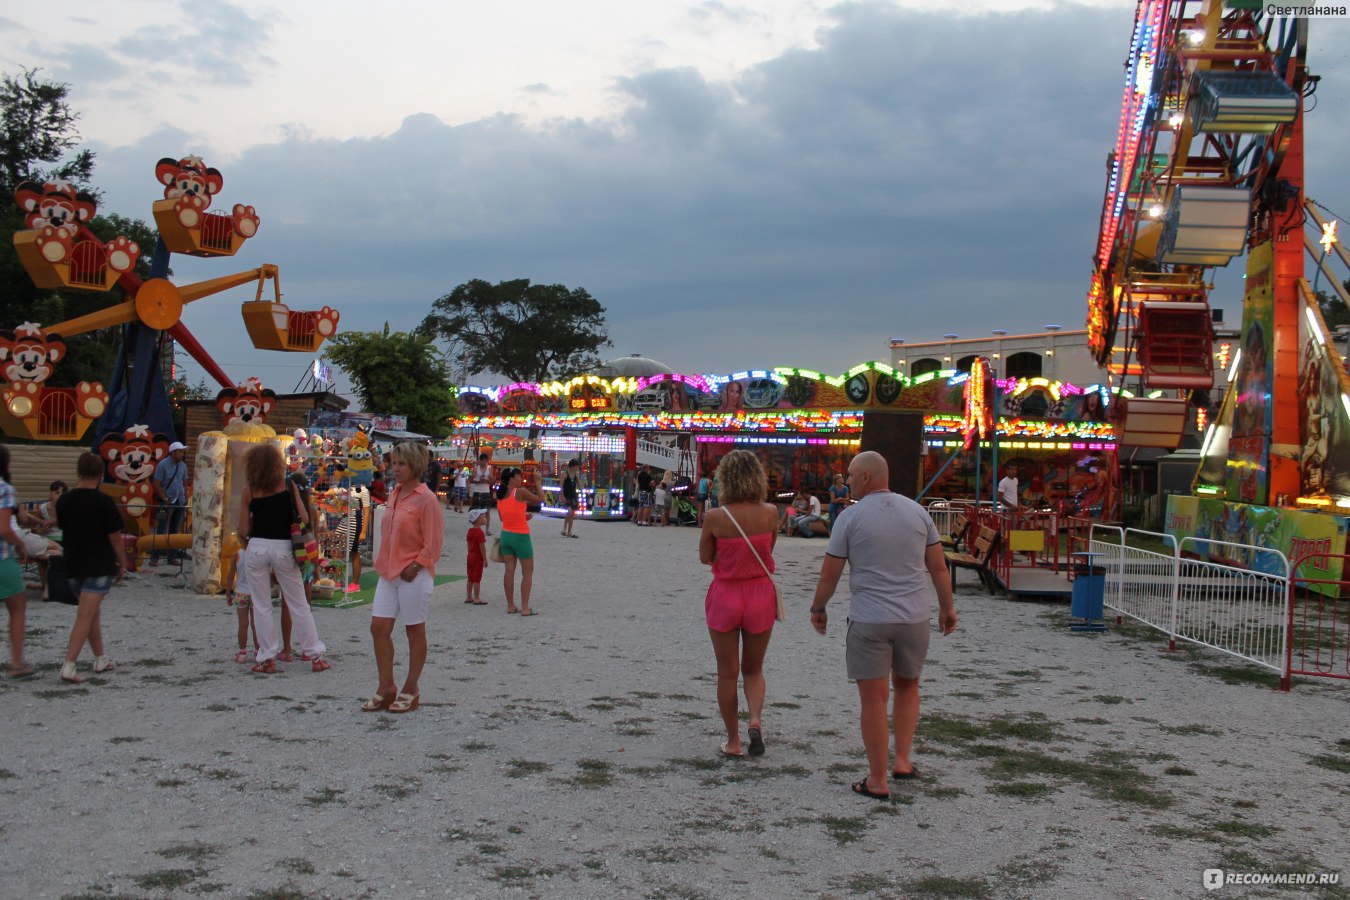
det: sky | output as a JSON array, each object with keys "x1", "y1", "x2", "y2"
[{"x1": 3, "y1": 1, "x2": 1349, "y2": 396}]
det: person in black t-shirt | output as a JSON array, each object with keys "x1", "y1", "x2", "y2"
[
  {"x1": 636, "y1": 466, "x2": 654, "y2": 526},
  {"x1": 55, "y1": 452, "x2": 127, "y2": 685},
  {"x1": 561, "y1": 459, "x2": 581, "y2": 538}
]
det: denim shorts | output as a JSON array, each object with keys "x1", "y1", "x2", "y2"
[{"x1": 68, "y1": 574, "x2": 114, "y2": 596}]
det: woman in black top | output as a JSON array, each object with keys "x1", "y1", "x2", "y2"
[
  {"x1": 238, "y1": 444, "x2": 329, "y2": 675},
  {"x1": 561, "y1": 459, "x2": 581, "y2": 538},
  {"x1": 56, "y1": 452, "x2": 127, "y2": 685}
]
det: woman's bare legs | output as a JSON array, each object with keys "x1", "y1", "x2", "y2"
[
  {"x1": 502, "y1": 556, "x2": 518, "y2": 613},
  {"x1": 740, "y1": 628, "x2": 773, "y2": 733},
  {"x1": 370, "y1": 616, "x2": 397, "y2": 698},
  {"x1": 519, "y1": 558, "x2": 534, "y2": 615},
  {"x1": 5, "y1": 593, "x2": 26, "y2": 672},
  {"x1": 709, "y1": 628, "x2": 743, "y2": 754},
  {"x1": 403, "y1": 623, "x2": 427, "y2": 696}
]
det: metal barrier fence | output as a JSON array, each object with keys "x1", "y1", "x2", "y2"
[
  {"x1": 1175, "y1": 537, "x2": 1289, "y2": 675},
  {"x1": 1286, "y1": 550, "x2": 1350, "y2": 689},
  {"x1": 1087, "y1": 526, "x2": 1294, "y2": 685}
]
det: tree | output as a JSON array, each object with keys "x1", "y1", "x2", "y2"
[
  {"x1": 168, "y1": 373, "x2": 212, "y2": 437},
  {"x1": 418, "y1": 278, "x2": 611, "y2": 384},
  {"x1": 324, "y1": 325, "x2": 459, "y2": 438},
  {"x1": 1316, "y1": 281, "x2": 1350, "y2": 331}
]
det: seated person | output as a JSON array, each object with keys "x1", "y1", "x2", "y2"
[
  {"x1": 15, "y1": 510, "x2": 62, "y2": 600},
  {"x1": 780, "y1": 491, "x2": 810, "y2": 534},
  {"x1": 793, "y1": 491, "x2": 824, "y2": 537}
]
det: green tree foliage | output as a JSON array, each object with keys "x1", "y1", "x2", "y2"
[
  {"x1": 1, "y1": 69, "x2": 163, "y2": 389},
  {"x1": 419, "y1": 278, "x2": 611, "y2": 384},
  {"x1": 168, "y1": 373, "x2": 212, "y2": 437},
  {"x1": 1316, "y1": 282, "x2": 1350, "y2": 330},
  {"x1": 324, "y1": 325, "x2": 459, "y2": 438}
]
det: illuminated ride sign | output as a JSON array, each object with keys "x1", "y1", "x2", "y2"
[{"x1": 962, "y1": 358, "x2": 993, "y2": 448}]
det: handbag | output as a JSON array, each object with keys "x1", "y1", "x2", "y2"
[
  {"x1": 43, "y1": 557, "x2": 79, "y2": 606},
  {"x1": 489, "y1": 538, "x2": 503, "y2": 563},
  {"x1": 723, "y1": 509, "x2": 787, "y2": 624},
  {"x1": 288, "y1": 482, "x2": 321, "y2": 565}
]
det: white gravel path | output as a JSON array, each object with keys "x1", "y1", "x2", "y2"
[{"x1": 1, "y1": 510, "x2": 1347, "y2": 899}]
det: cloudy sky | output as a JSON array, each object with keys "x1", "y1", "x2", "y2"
[{"x1": 3, "y1": 1, "x2": 1348, "y2": 392}]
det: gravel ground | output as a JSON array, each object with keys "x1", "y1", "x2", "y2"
[{"x1": 1, "y1": 510, "x2": 1348, "y2": 900}]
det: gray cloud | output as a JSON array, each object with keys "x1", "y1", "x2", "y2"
[{"x1": 80, "y1": 3, "x2": 1350, "y2": 391}]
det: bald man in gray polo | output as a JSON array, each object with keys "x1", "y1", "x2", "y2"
[{"x1": 810, "y1": 451, "x2": 958, "y2": 800}]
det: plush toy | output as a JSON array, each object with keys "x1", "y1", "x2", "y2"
[
  {"x1": 342, "y1": 429, "x2": 375, "y2": 487},
  {"x1": 217, "y1": 377, "x2": 277, "y2": 433}
]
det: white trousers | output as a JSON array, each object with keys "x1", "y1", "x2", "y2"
[{"x1": 244, "y1": 538, "x2": 325, "y2": 663}]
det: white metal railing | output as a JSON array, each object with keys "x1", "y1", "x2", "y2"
[
  {"x1": 1175, "y1": 537, "x2": 1290, "y2": 674},
  {"x1": 635, "y1": 439, "x2": 680, "y2": 470},
  {"x1": 1087, "y1": 526, "x2": 1290, "y2": 676}
]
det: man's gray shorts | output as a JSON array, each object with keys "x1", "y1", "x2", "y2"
[{"x1": 845, "y1": 620, "x2": 931, "y2": 681}]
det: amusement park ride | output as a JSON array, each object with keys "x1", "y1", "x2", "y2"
[
  {"x1": 2, "y1": 155, "x2": 340, "y2": 445},
  {"x1": 1087, "y1": 1, "x2": 1350, "y2": 530}
]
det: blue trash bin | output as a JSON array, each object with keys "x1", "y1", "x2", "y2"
[{"x1": 1069, "y1": 551, "x2": 1108, "y2": 631}]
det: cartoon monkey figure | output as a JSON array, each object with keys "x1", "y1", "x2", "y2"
[
  {"x1": 215, "y1": 378, "x2": 278, "y2": 430},
  {"x1": 99, "y1": 424, "x2": 171, "y2": 519}
]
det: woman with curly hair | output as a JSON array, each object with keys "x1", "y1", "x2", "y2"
[
  {"x1": 238, "y1": 443, "x2": 328, "y2": 675},
  {"x1": 699, "y1": 449, "x2": 778, "y2": 758}
]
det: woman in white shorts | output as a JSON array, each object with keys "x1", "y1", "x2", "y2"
[{"x1": 364, "y1": 441, "x2": 444, "y2": 714}]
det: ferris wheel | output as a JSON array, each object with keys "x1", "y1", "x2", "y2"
[{"x1": 1086, "y1": 1, "x2": 1309, "y2": 457}]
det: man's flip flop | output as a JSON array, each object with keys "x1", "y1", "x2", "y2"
[
  {"x1": 851, "y1": 779, "x2": 890, "y2": 800},
  {"x1": 891, "y1": 766, "x2": 920, "y2": 779},
  {"x1": 519, "y1": 610, "x2": 538, "y2": 617},
  {"x1": 747, "y1": 727, "x2": 765, "y2": 757},
  {"x1": 469, "y1": 600, "x2": 488, "y2": 605}
]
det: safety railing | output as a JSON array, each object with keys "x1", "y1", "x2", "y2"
[
  {"x1": 1285, "y1": 550, "x2": 1350, "y2": 690},
  {"x1": 1176, "y1": 537, "x2": 1289, "y2": 675},
  {"x1": 1085, "y1": 526, "x2": 1294, "y2": 686}
]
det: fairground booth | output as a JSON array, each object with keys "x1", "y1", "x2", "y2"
[{"x1": 448, "y1": 355, "x2": 1120, "y2": 522}]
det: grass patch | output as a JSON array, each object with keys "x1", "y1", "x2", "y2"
[
  {"x1": 372, "y1": 777, "x2": 421, "y2": 800},
  {"x1": 985, "y1": 749, "x2": 1172, "y2": 809},
  {"x1": 0, "y1": 769, "x2": 15, "y2": 779},
  {"x1": 305, "y1": 787, "x2": 344, "y2": 807},
  {"x1": 1211, "y1": 820, "x2": 1277, "y2": 839},
  {"x1": 276, "y1": 858, "x2": 316, "y2": 875},
  {"x1": 505, "y1": 759, "x2": 551, "y2": 778},
  {"x1": 566, "y1": 759, "x2": 615, "y2": 788},
  {"x1": 1310, "y1": 754, "x2": 1350, "y2": 774},
  {"x1": 768, "y1": 701, "x2": 801, "y2": 709},
  {"x1": 461, "y1": 740, "x2": 493, "y2": 752},
  {"x1": 903, "y1": 875, "x2": 992, "y2": 898},
  {"x1": 245, "y1": 886, "x2": 308, "y2": 900},
  {"x1": 1188, "y1": 662, "x2": 1281, "y2": 688},
  {"x1": 847, "y1": 873, "x2": 896, "y2": 894},
  {"x1": 988, "y1": 781, "x2": 1056, "y2": 799},
  {"x1": 156, "y1": 842, "x2": 220, "y2": 863},
  {"x1": 155, "y1": 778, "x2": 187, "y2": 788},
  {"x1": 107, "y1": 736, "x2": 143, "y2": 744},
  {"x1": 132, "y1": 868, "x2": 203, "y2": 890},
  {"x1": 1159, "y1": 723, "x2": 1222, "y2": 736},
  {"x1": 1163, "y1": 766, "x2": 1197, "y2": 776},
  {"x1": 818, "y1": 815, "x2": 870, "y2": 845},
  {"x1": 34, "y1": 688, "x2": 87, "y2": 699},
  {"x1": 667, "y1": 756, "x2": 724, "y2": 772},
  {"x1": 1091, "y1": 695, "x2": 1129, "y2": 705},
  {"x1": 615, "y1": 717, "x2": 655, "y2": 737}
]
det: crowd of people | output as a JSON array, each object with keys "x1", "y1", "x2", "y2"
[{"x1": 3, "y1": 441, "x2": 962, "y2": 801}]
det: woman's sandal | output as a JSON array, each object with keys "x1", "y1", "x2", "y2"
[
  {"x1": 9, "y1": 662, "x2": 34, "y2": 679},
  {"x1": 233, "y1": 649, "x2": 251, "y2": 664},
  {"x1": 93, "y1": 656, "x2": 116, "y2": 674},
  {"x1": 60, "y1": 662, "x2": 83, "y2": 684},
  {"x1": 310, "y1": 658, "x2": 331, "y2": 673},
  {"x1": 361, "y1": 692, "x2": 395, "y2": 712},
  {"x1": 389, "y1": 692, "x2": 420, "y2": 713},
  {"x1": 251, "y1": 659, "x2": 280, "y2": 675},
  {"x1": 276, "y1": 650, "x2": 295, "y2": 663}
]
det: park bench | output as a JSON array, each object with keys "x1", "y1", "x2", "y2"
[{"x1": 945, "y1": 525, "x2": 999, "y2": 593}]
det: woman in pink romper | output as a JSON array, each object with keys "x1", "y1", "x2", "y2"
[{"x1": 699, "y1": 450, "x2": 778, "y2": 758}]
